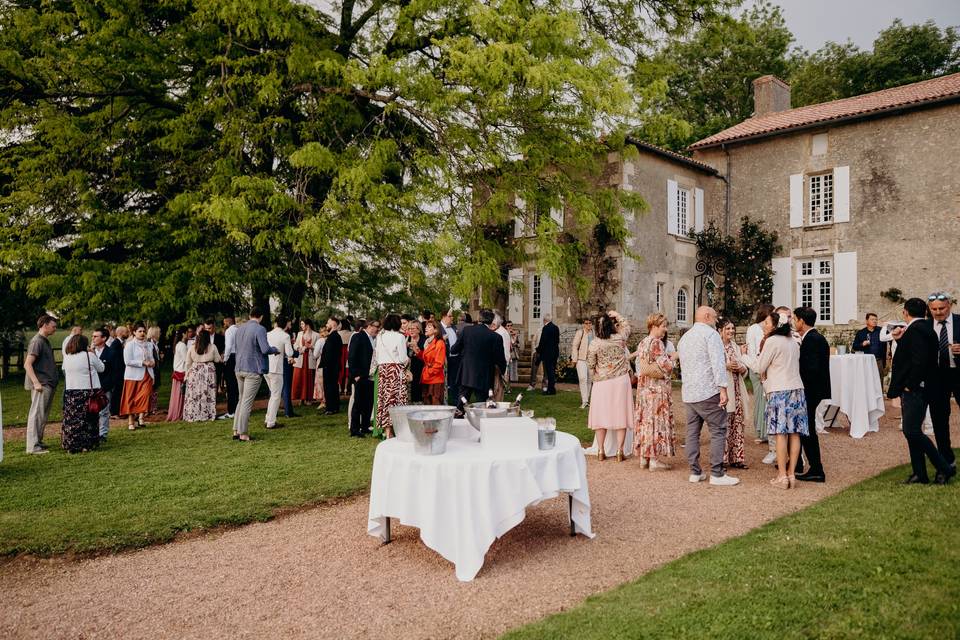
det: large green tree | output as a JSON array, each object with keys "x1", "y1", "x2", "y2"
[{"x1": 1, "y1": 0, "x2": 729, "y2": 326}]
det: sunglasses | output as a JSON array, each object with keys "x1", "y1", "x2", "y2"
[{"x1": 928, "y1": 294, "x2": 950, "y2": 301}]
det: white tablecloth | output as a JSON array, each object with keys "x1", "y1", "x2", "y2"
[
  {"x1": 817, "y1": 354, "x2": 885, "y2": 439},
  {"x1": 367, "y1": 430, "x2": 593, "y2": 582}
]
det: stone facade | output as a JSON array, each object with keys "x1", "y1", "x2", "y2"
[
  {"x1": 693, "y1": 100, "x2": 960, "y2": 325},
  {"x1": 508, "y1": 143, "x2": 725, "y2": 341}
]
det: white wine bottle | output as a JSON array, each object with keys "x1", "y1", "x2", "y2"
[{"x1": 486, "y1": 389, "x2": 497, "y2": 408}]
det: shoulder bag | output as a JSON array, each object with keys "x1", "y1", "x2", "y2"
[{"x1": 86, "y1": 353, "x2": 110, "y2": 414}]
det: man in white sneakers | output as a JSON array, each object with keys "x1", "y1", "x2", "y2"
[{"x1": 677, "y1": 306, "x2": 740, "y2": 486}]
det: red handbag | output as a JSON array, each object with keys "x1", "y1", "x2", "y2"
[{"x1": 86, "y1": 353, "x2": 109, "y2": 414}]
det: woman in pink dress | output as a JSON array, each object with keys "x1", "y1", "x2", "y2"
[
  {"x1": 586, "y1": 310, "x2": 633, "y2": 462},
  {"x1": 633, "y1": 313, "x2": 677, "y2": 470}
]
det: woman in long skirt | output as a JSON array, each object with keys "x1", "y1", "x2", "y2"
[
  {"x1": 166, "y1": 327, "x2": 191, "y2": 422},
  {"x1": 633, "y1": 314, "x2": 676, "y2": 470},
  {"x1": 61, "y1": 335, "x2": 104, "y2": 453},
  {"x1": 587, "y1": 310, "x2": 634, "y2": 462},
  {"x1": 183, "y1": 330, "x2": 222, "y2": 422},
  {"x1": 743, "y1": 304, "x2": 775, "y2": 463},
  {"x1": 121, "y1": 323, "x2": 157, "y2": 430},
  {"x1": 719, "y1": 318, "x2": 751, "y2": 468},
  {"x1": 374, "y1": 314, "x2": 410, "y2": 438},
  {"x1": 292, "y1": 319, "x2": 318, "y2": 405}
]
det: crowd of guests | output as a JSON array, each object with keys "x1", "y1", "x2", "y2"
[{"x1": 16, "y1": 292, "x2": 960, "y2": 489}]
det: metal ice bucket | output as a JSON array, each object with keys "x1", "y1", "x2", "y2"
[
  {"x1": 390, "y1": 405, "x2": 457, "y2": 443},
  {"x1": 464, "y1": 402, "x2": 520, "y2": 430},
  {"x1": 406, "y1": 410, "x2": 455, "y2": 455}
]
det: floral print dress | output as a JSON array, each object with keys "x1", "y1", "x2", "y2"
[
  {"x1": 634, "y1": 335, "x2": 676, "y2": 459},
  {"x1": 723, "y1": 340, "x2": 747, "y2": 465}
]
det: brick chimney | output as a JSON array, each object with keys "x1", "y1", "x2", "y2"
[{"x1": 752, "y1": 75, "x2": 791, "y2": 117}]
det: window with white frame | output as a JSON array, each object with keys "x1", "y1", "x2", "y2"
[
  {"x1": 677, "y1": 187, "x2": 690, "y2": 235},
  {"x1": 797, "y1": 258, "x2": 832, "y2": 322},
  {"x1": 532, "y1": 274, "x2": 541, "y2": 320},
  {"x1": 656, "y1": 282, "x2": 664, "y2": 312},
  {"x1": 676, "y1": 287, "x2": 688, "y2": 324},
  {"x1": 808, "y1": 173, "x2": 834, "y2": 225}
]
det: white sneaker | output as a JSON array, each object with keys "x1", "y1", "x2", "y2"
[
  {"x1": 649, "y1": 459, "x2": 672, "y2": 471},
  {"x1": 688, "y1": 473, "x2": 707, "y2": 483},
  {"x1": 709, "y1": 474, "x2": 740, "y2": 486},
  {"x1": 526, "y1": 386, "x2": 535, "y2": 392},
  {"x1": 762, "y1": 452, "x2": 777, "y2": 465}
]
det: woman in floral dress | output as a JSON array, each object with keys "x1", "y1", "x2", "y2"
[
  {"x1": 183, "y1": 330, "x2": 222, "y2": 422},
  {"x1": 719, "y1": 317, "x2": 751, "y2": 468},
  {"x1": 633, "y1": 313, "x2": 677, "y2": 470}
]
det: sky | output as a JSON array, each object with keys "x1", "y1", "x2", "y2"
[{"x1": 770, "y1": 0, "x2": 960, "y2": 52}]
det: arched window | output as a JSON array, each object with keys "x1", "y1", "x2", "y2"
[{"x1": 676, "y1": 287, "x2": 688, "y2": 324}]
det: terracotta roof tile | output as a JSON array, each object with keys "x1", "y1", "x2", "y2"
[{"x1": 689, "y1": 72, "x2": 960, "y2": 150}]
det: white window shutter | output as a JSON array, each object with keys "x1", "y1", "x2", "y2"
[
  {"x1": 694, "y1": 187, "x2": 704, "y2": 232},
  {"x1": 550, "y1": 205, "x2": 563, "y2": 227},
  {"x1": 833, "y1": 251, "x2": 857, "y2": 324},
  {"x1": 508, "y1": 268, "x2": 524, "y2": 323},
  {"x1": 789, "y1": 174, "x2": 803, "y2": 228},
  {"x1": 771, "y1": 257, "x2": 793, "y2": 309},
  {"x1": 833, "y1": 166, "x2": 850, "y2": 223},
  {"x1": 541, "y1": 272, "x2": 553, "y2": 320},
  {"x1": 667, "y1": 179, "x2": 678, "y2": 235},
  {"x1": 514, "y1": 196, "x2": 526, "y2": 238}
]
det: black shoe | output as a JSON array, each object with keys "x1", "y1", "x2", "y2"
[
  {"x1": 934, "y1": 471, "x2": 952, "y2": 485},
  {"x1": 37, "y1": 443, "x2": 49, "y2": 450},
  {"x1": 232, "y1": 433, "x2": 240, "y2": 440},
  {"x1": 285, "y1": 412, "x2": 299, "y2": 418},
  {"x1": 323, "y1": 410, "x2": 338, "y2": 416},
  {"x1": 795, "y1": 471, "x2": 826, "y2": 483},
  {"x1": 902, "y1": 475, "x2": 929, "y2": 485},
  {"x1": 948, "y1": 464, "x2": 958, "y2": 479}
]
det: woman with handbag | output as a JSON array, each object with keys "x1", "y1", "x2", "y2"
[
  {"x1": 633, "y1": 313, "x2": 677, "y2": 470},
  {"x1": 166, "y1": 326, "x2": 192, "y2": 422},
  {"x1": 719, "y1": 317, "x2": 752, "y2": 469},
  {"x1": 61, "y1": 334, "x2": 105, "y2": 453}
]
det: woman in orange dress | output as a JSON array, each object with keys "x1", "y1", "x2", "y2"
[
  {"x1": 121, "y1": 323, "x2": 157, "y2": 430},
  {"x1": 416, "y1": 320, "x2": 447, "y2": 405}
]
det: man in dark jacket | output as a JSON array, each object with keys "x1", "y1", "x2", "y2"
[
  {"x1": 793, "y1": 307, "x2": 830, "y2": 482},
  {"x1": 319, "y1": 317, "x2": 343, "y2": 414},
  {"x1": 887, "y1": 298, "x2": 953, "y2": 485},
  {"x1": 347, "y1": 320, "x2": 379, "y2": 437},
  {"x1": 451, "y1": 309, "x2": 507, "y2": 415},
  {"x1": 537, "y1": 315, "x2": 561, "y2": 395},
  {"x1": 851, "y1": 312, "x2": 887, "y2": 382}
]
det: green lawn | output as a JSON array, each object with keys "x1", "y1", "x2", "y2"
[
  {"x1": 502, "y1": 460, "x2": 960, "y2": 640},
  {"x1": 0, "y1": 388, "x2": 589, "y2": 556}
]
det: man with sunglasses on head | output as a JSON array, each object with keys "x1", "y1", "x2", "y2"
[{"x1": 926, "y1": 292, "x2": 960, "y2": 475}]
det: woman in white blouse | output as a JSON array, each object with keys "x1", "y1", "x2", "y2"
[
  {"x1": 755, "y1": 310, "x2": 809, "y2": 488},
  {"x1": 121, "y1": 323, "x2": 157, "y2": 430},
  {"x1": 62, "y1": 334, "x2": 105, "y2": 452},
  {"x1": 374, "y1": 313, "x2": 410, "y2": 438},
  {"x1": 166, "y1": 326, "x2": 192, "y2": 422},
  {"x1": 742, "y1": 303, "x2": 776, "y2": 464}
]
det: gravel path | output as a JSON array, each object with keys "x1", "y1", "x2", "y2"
[{"x1": 1, "y1": 398, "x2": 955, "y2": 640}]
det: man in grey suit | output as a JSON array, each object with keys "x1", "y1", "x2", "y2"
[{"x1": 232, "y1": 307, "x2": 279, "y2": 442}]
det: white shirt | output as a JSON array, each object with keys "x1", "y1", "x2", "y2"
[
  {"x1": 677, "y1": 322, "x2": 729, "y2": 403},
  {"x1": 441, "y1": 321, "x2": 458, "y2": 349},
  {"x1": 373, "y1": 330, "x2": 409, "y2": 371},
  {"x1": 267, "y1": 327, "x2": 294, "y2": 375},
  {"x1": 172, "y1": 342, "x2": 188, "y2": 373},
  {"x1": 741, "y1": 323, "x2": 764, "y2": 371},
  {"x1": 495, "y1": 326, "x2": 511, "y2": 363},
  {"x1": 933, "y1": 314, "x2": 956, "y2": 369},
  {"x1": 223, "y1": 324, "x2": 238, "y2": 359},
  {"x1": 62, "y1": 352, "x2": 105, "y2": 390}
]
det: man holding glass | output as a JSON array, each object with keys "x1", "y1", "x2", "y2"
[{"x1": 926, "y1": 292, "x2": 960, "y2": 474}]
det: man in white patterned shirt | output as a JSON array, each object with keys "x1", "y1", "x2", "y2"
[{"x1": 677, "y1": 306, "x2": 739, "y2": 486}]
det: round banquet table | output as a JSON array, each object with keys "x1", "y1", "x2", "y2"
[
  {"x1": 816, "y1": 354, "x2": 885, "y2": 439},
  {"x1": 367, "y1": 429, "x2": 593, "y2": 582}
]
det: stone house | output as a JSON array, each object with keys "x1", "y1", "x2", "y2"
[
  {"x1": 506, "y1": 139, "x2": 725, "y2": 344},
  {"x1": 691, "y1": 73, "x2": 960, "y2": 327}
]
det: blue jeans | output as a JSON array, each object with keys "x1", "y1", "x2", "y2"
[{"x1": 98, "y1": 390, "x2": 112, "y2": 437}]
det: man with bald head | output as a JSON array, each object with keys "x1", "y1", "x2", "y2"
[{"x1": 677, "y1": 306, "x2": 740, "y2": 486}]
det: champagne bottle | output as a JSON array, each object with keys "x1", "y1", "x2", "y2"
[
  {"x1": 460, "y1": 395, "x2": 469, "y2": 407},
  {"x1": 486, "y1": 389, "x2": 497, "y2": 408},
  {"x1": 511, "y1": 392, "x2": 523, "y2": 409}
]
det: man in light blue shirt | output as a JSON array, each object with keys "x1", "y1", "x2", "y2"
[
  {"x1": 677, "y1": 306, "x2": 739, "y2": 486},
  {"x1": 232, "y1": 307, "x2": 279, "y2": 441}
]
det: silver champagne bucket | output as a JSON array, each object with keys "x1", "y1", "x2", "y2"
[
  {"x1": 464, "y1": 402, "x2": 520, "y2": 430},
  {"x1": 407, "y1": 410, "x2": 455, "y2": 455},
  {"x1": 390, "y1": 405, "x2": 457, "y2": 443}
]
